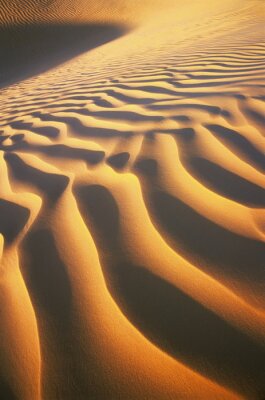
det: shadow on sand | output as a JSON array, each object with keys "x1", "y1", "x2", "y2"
[
  {"x1": 150, "y1": 190, "x2": 265, "y2": 287},
  {"x1": 185, "y1": 157, "x2": 265, "y2": 207},
  {"x1": 0, "y1": 379, "x2": 16, "y2": 400},
  {"x1": 0, "y1": 199, "x2": 30, "y2": 244},
  {"x1": 0, "y1": 23, "x2": 126, "y2": 88},
  {"x1": 75, "y1": 184, "x2": 265, "y2": 399}
]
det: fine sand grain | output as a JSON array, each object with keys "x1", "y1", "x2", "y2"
[{"x1": 0, "y1": 0, "x2": 265, "y2": 399}]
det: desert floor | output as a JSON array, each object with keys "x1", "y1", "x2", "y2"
[{"x1": 0, "y1": 0, "x2": 265, "y2": 399}]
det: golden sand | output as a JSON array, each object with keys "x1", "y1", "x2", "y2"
[{"x1": 0, "y1": 0, "x2": 264, "y2": 399}]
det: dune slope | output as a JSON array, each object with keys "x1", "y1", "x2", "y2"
[{"x1": 0, "y1": 0, "x2": 265, "y2": 399}]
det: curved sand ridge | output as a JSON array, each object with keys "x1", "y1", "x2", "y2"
[{"x1": 0, "y1": 0, "x2": 265, "y2": 399}]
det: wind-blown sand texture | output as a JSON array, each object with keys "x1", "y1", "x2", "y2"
[{"x1": 0, "y1": 0, "x2": 265, "y2": 399}]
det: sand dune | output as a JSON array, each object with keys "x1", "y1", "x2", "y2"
[{"x1": 0, "y1": 0, "x2": 265, "y2": 399}]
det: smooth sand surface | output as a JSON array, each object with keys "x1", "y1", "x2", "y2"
[{"x1": 0, "y1": 0, "x2": 265, "y2": 399}]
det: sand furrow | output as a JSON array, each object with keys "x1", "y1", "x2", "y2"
[{"x1": 0, "y1": 0, "x2": 264, "y2": 398}]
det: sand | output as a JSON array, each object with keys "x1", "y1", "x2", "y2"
[{"x1": 0, "y1": 0, "x2": 265, "y2": 399}]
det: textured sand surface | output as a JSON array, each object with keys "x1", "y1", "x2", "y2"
[{"x1": 0, "y1": 0, "x2": 265, "y2": 399}]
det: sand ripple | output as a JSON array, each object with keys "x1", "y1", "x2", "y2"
[{"x1": 0, "y1": 0, "x2": 265, "y2": 399}]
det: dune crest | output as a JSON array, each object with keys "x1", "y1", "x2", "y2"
[{"x1": 0, "y1": 0, "x2": 265, "y2": 399}]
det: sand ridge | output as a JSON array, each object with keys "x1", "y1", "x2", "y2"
[{"x1": 0, "y1": 0, "x2": 265, "y2": 399}]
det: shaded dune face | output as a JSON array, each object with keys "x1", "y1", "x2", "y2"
[
  {"x1": 0, "y1": 24, "x2": 127, "y2": 88},
  {"x1": 0, "y1": 0, "x2": 176, "y2": 87},
  {"x1": 75, "y1": 184, "x2": 265, "y2": 397},
  {"x1": 0, "y1": 0, "x2": 265, "y2": 399}
]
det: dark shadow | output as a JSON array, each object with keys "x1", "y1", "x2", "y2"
[
  {"x1": 10, "y1": 120, "x2": 60, "y2": 138},
  {"x1": 75, "y1": 183, "x2": 265, "y2": 399},
  {"x1": 107, "y1": 152, "x2": 130, "y2": 169},
  {"x1": 171, "y1": 115, "x2": 192, "y2": 122},
  {"x1": 148, "y1": 190, "x2": 265, "y2": 287},
  {"x1": 2, "y1": 134, "x2": 106, "y2": 165},
  {"x1": 21, "y1": 228, "x2": 72, "y2": 331},
  {"x1": 89, "y1": 109, "x2": 164, "y2": 123},
  {"x1": 75, "y1": 185, "x2": 119, "y2": 251},
  {"x1": 10, "y1": 133, "x2": 24, "y2": 142},
  {"x1": 0, "y1": 135, "x2": 10, "y2": 145},
  {"x1": 0, "y1": 378, "x2": 17, "y2": 400},
  {"x1": 0, "y1": 23, "x2": 126, "y2": 88},
  {"x1": 147, "y1": 102, "x2": 223, "y2": 115},
  {"x1": 185, "y1": 157, "x2": 265, "y2": 207},
  {"x1": 172, "y1": 78, "x2": 254, "y2": 88},
  {"x1": 20, "y1": 226, "x2": 92, "y2": 399},
  {"x1": 115, "y1": 83, "x2": 178, "y2": 96},
  {"x1": 106, "y1": 89, "x2": 154, "y2": 105},
  {"x1": 254, "y1": 95, "x2": 265, "y2": 102},
  {"x1": 2, "y1": 137, "x2": 105, "y2": 164},
  {"x1": 157, "y1": 127, "x2": 196, "y2": 140},
  {"x1": 134, "y1": 158, "x2": 159, "y2": 177},
  {"x1": 30, "y1": 126, "x2": 60, "y2": 138},
  {"x1": 239, "y1": 100, "x2": 265, "y2": 131},
  {"x1": 205, "y1": 124, "x2": 265, "y2": 173},
  {"x1": 0, "y1": 199, "x2": 30, "y2": 244},
  {"x1": 61, "y1": 106, "x2": 164, "y2": 123},
  {"x1": 4, "y1": 152, "x2": 69, "y2": 202},
  {"x1": 32, "y1": 111, "x2": 131, "y2": 137},
  {"x1": 35, "y1": 144, "x2": 105, "y2": 165},
  {"x1": 10, "y1": 121, "x2": 32, "y2": 130},
  {"x1": 109, "y1": 262, "x2": 265, "y2": 398},
  {"x1": 244, "y1": 107, "x2": 265, "y2": 127}
]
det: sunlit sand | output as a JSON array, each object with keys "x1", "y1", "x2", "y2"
[{"x1": 0, "y1": 0, "x2": 264, "y2": 399}]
